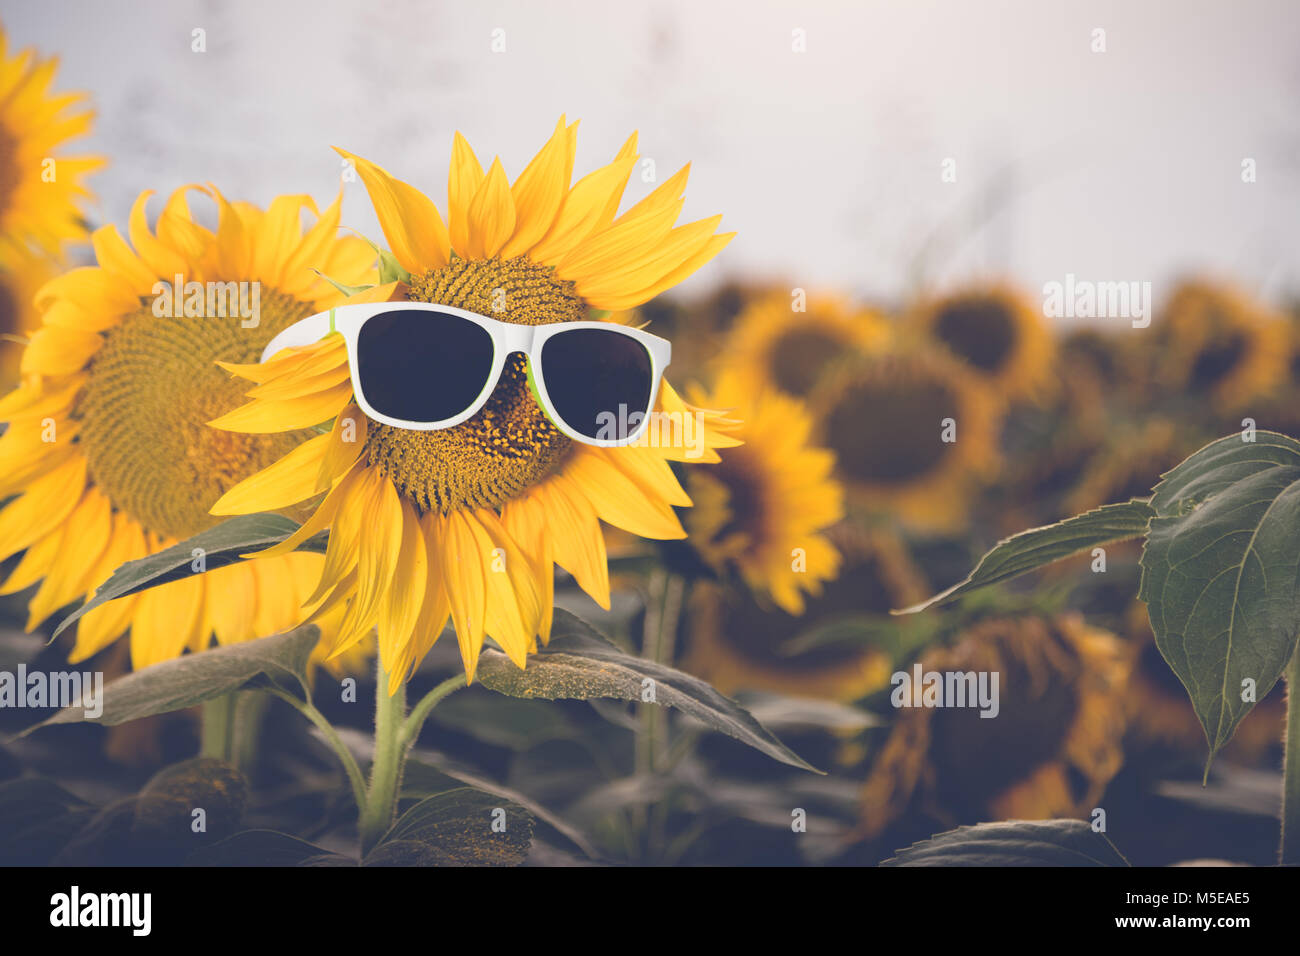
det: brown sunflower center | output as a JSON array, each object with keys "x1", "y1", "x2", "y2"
[
  {"x1": 933, "y1": 298, "x2": 1017, "y2": 373},
  {"x1": 925, "y1": 619, "x2": 1082, "y2": 812},
  {"x1": 822, "y1": 367, "x2": 957, "y2": 485},
  {"x1": 78, "y1": 287, "x2": 314, "y2": 540},
  {"x1": 1189, "y1": 328, "x2": 1247, "y2": 390},
  {"x1": 363, "y1": 256, "x2": 583, "y2": 513},
  {"x1": 768, "y1": 327, "x2": 845, "y2": 396}
]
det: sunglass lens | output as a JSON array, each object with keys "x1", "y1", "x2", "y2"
[
  {"x1": 538, "y1": 328, "x2": 654, "y2": 441},
  {"x1": 356, "y1": 309, "x2": 494, "y2": 423}
]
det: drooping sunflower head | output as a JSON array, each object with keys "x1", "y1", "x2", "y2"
[
  {"x1": 0, "y1": 184, "x2": 376, "y2": 668},
  {"x1": 718, "y1": 290, "x2": 889, "y2": 401},
  {"x1": 210, "y1": 119, "x2": 739, "y2": 691},
  {"x1": 681, "y1": 368, "x2": 844, "y2": 615},
  {"x1": 685, "y1": 523, "x2": 926, "y2": 701},
  {"x1": 1152, "y1": 279, "x2": 1288, "y2": 412},
  {"x1": 806, "y1": 346, "x2": 1002, "y2": 530},
  {"x1": 859, "y1": 613, "x2": 1130, "y2": 841},
  {"x1": 0, "y1": 24, "x2": 104, "y2": 264},
  {"x1": 905, "y1": 283, "x2": 1054, "y2": 403}
]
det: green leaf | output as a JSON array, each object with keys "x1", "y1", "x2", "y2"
[
  {"x1": 19, "y1": 627, "x2": 318, "y2": 732},
  {"x1": 0, "y1": 777, "x2": 93, "y2": 865},
  {"x1": 881, "y1": 819, "x2": 1129, "y2": 867},
  {"x1": 54, "y1": 514, "x2": 322, "y2": 638},
  {"x1": 310, "y1": 268, "x2": 374, "y2": 299},
  {"x1": 1139, "y1": 431, "x2": 1300, "y2": 772},
  {"x1": 366, "y1": 787, "x2": 533, "y2": 866},
  {"x1": 896, "y1": 498, "x2": 1155, "y2": 614},
  {"x1": 186, "y1": 829, "x2": 349, "y2": 866},
  {"x1": 476, "y1": 608, "x2": 820, "y2": 773}
]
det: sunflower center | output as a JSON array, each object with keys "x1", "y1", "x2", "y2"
[
  {"x1": 768, "y1": 328, "x2": 845, "y2": 396},
  {"x1": 926, "y1": 619, "x2": 1082, "y2": 812},
  {"x1": 823, "y1": 369, "x2": 956, "y2": 485},
  {"x1": 1189, "y1": 328, "x2": 1246, "y2": 390},
  {"x1": 78, "y1": 288, "x2": 315, "y2": 540},
  {"x1": 363, "y1": 257, "x2": 583, "y2": 513},
  {"x1": 933, "y1": 298, "x2": 1016, "y2": 373}
]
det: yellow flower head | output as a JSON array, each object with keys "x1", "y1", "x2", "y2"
[
  {"x1": 685, "y1": 523, "x2": 925, "y2": 701},
  {"x1": 1151, "y1": 278, "x2": 1288, "y2": 412},
  {"x1": 0, "y1": 23, "x2": 104, "y2": 264},
  {"x1": 209, "y1": 120, "x2": 739, "y2": 691},
  {"x1": 860, "y1": 613, "x2": 1130, "y2": 840},
  {"x1": 683, "y1": 368, "x2": 844, "y2": 615},
  {"x1": 0, "y1": 185, "x2": 376, "y2": 668},
  {"x1": 807, "y1": 346, "x2": 1002, "y2": 530},
  {"x1": 720, "y1": 290, "x2": 888, "y2": 400},
  {"x1": 905, "y1": 283, "x2": 1054, "y2": 404}
]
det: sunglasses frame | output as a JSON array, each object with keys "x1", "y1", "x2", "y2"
[{"x1": 260, "y1": 302, "x2": 672, "y2": 447}]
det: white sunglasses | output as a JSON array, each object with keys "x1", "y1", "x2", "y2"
[{"x1": 260, "y1": 302, "x2": 672, "y2": 447}]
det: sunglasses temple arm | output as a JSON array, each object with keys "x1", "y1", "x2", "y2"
[{"x1": 260, "y1": 310, "x2": 338, "y2": 362}]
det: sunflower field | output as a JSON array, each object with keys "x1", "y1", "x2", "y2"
[{"x1": 0, "y1": 2, "x2": 1297, "y2": 918}]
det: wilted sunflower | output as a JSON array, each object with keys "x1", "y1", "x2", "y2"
[
  {"x1": 1151, "y1": 279, "x2": 1288, "y2": 412},
  {"x1": 0, "y1": 252, "x2": 54, "y2": 386},
  {"x1": 209, "y1": 120, "x2": 739, "y2": 691},
  {"x1": 807, "y1": 347, "x2": 1001, "y2": 530},
  {"x1": 720, "y1": 290, "x2": 888, "y2": 400},
  {"x1": 685, "y1": 523, "x2": 925, "y2": 701},
  {"x1": 0, "y1": 24, "x2": 103, "y2": 264},
  {"x1": 859, "y1": 613, "x2": 1130, "y2": 841},
  {"x1": 905, "y1": 283, "x2": 1053, "y2": 404},
  {"x1": 0, "y1": 185, "x2": 376, "y2": 668},
  {"x1": 682, "y1": 368, "x2": 843, "y2": 614}
]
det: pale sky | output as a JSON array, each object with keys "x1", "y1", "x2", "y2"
[{"x1": 7, "y1": 0, "x2": 1300, "y2": 317}]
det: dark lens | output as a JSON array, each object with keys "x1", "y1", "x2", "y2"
[
  {"x1": 356, "y1": 309, "x2": 494, "y2": 423},
  {"x1": 538, "y1": 328, "x2": 654, "y2": 441}
]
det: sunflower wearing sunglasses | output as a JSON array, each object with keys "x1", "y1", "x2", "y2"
[{"x1": 210, "y1": 119, "x2": 738, "y2": 690}]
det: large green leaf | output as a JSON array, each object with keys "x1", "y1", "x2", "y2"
[
  {"x1": 896, "y1": 499, "x2": 1154, "y2": 614},
  {"x1": 366, "y1": 787, "x2": 533, "y2": 866},
  {"x1": 476, "y1": 609, "x2": 819, "y2": 773},
  {"x1": 18, "y1": 626, "x2": 318, "y2": 732},
  {"x1": 882, "y1": 820, "x2": 1129, "y2": 867},
  {"x1": 0, "y1": 777, "x2": 94, "y2": 865},
  {"x1": 53, "y1": 513, "x2": 322, "y2": 638},
  {"x1": 186, "y1": 829, "x2": 350, "y2": 867},
  {"x1": 1139, "y1": 431, "x2": 1300, "y2": 770}
]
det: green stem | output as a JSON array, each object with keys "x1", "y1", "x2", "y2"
[
  {"x1": 199, "y1": 694, "x2": 235, "y2": 761},
  {"x1": 230, "y1": 691, "x2": 269, "y2": 773},
  {"x1": 266, "y1": 687, "x2": 366, "y2": 812},
  {"x1": 1282, "y1": 649, "x2": 1300, "y2": 864},
  {"x1": 358, "y1": 659, "x2": 407, "y2": 857},
  {"x1": 401, "y1": 675, "x2": 466, "y2": 748}
]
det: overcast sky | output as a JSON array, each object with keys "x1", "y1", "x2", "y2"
[{"x1": 7, "y1": 0, "x2": 1300, "y2": 318}]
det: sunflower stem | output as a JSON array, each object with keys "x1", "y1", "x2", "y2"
[
  {"x1": 636, "y1": 570, "x2": 687, "y2": 861},
  {"x1": 359, "y1": 658, "x2": 407, "y2": 857},
  {"x1": 401, "y1": 675, "x2": 466, "y2": 748},
  {"x1": 229, "y1": 690, "x2": 269, "y2": 773},
  {"x1": 1281, "y1": 648, "x2": 1300, "y2": 864},
  {"x1": 199, "y1": 694, "x2": 236, "y2": 762}
]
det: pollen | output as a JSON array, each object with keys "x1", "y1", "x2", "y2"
[
  {"x1": 365, "y1": 256, "x2": 586, "y2": 513},
  {"x1": 77, "y1": 289, "x2": 315, "y2": 539}
]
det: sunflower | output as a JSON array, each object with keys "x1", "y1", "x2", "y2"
[
  {"x1": 1151, "y1": 279, "x2": 1288, "y2": 413},
  {"x1": 0, "y1": 184, "x2": 376, "y2": 668},
  {"x1": 682, "y1": 368, "x2": 843, "y2": 614},
  {"x1": 806, "y1": 346, "x2": 1002, "y2": 530},
  {"x1": 1062, "y1": 418, "x2": 1188, "y2": 516},
  {"x1": 905, "y1": 283, "x2": 1054, "y2": 404},
  {"x1": 0, "y1": 251, "x2": 55, "y2": 387},
  {"x1": 0, "y1": 23, "x2": 103, "y2": 264},
  {"x1": 719, "y1": 290, "x2": 889, "y2": 400},
  {"x1": 208, "y1": 119, "x2": 738, "y2": 692},
  {"x1": 685, "y1": 523, "x2": 925, "y2": 701},
  {"x1": 859, "y1": 613, "x2": 1130, "y2": 841}
]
